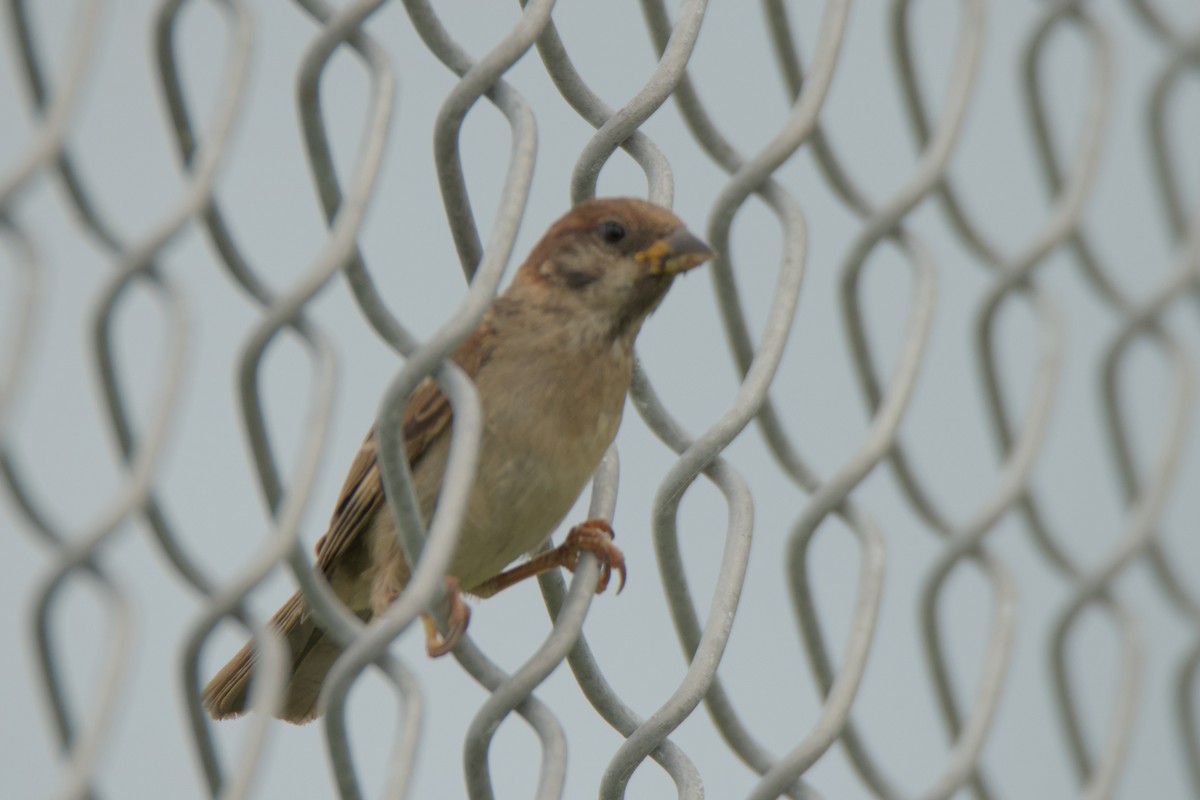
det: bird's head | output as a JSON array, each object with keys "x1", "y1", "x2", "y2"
[{"x1": 510, "y1": 198, "x2": 714, "y2": 342}]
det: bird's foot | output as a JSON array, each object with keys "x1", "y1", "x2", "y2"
[
  {"x1": 562, "y1": 518, "x2": 625, "y2": 595},
  {"x1": 468, "y1": 518, "x2": 626, "y2": 598},
  {"x1": 422, "y1": 576, "x2": 470, "y2": 657}
]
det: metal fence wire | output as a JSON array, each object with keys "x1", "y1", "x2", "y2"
[{"x1": 2, "y1": 0, "x2": 1199, "y2": 798}]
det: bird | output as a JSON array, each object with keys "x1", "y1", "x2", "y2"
[{"x1": 202, "y1": 197, "x2": 714, "y2": 723}]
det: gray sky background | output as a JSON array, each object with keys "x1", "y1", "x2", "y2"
[{"x1": 3, "y1": 1, "x2": 1199, "y2": 798}]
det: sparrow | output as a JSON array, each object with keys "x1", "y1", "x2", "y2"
[{"x1": 203, "y1": 197, "x2": 713, "y2": 723}]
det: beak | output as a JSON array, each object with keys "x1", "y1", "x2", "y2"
[{"x1": 635, "y1": 226, "x2": 716, "y2": 275}]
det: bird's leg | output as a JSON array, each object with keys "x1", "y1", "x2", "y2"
[
  {"x1": 471, "y1": 519, "x2": 626, "y2": 599},
  {"x1": 422, "y1": 576, "x2": 471, "y2": 657}
]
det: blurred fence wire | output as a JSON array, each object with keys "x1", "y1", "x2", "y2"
[{"x1": 2, "y1": 0, "x2": 1199, "y2": 798}]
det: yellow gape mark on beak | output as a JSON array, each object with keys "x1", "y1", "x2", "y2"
[
  {"x1": 635, "y1": 226, "x2": 716, "y2": 275},
  {"x1": 634, "y1": 239, "x2": 675, "y2": 274}
]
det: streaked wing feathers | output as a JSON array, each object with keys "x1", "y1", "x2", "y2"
[{"x1": 312, "y1": 317, "x2": 496, "y2": 573}]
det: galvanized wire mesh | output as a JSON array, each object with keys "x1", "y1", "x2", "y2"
[{"x1": 2, "y1": 0, "x2": 1199, "y2": 798}]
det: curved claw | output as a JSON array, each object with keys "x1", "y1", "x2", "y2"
[
  {"x1": 594, "y1": 559, "x2": 627, "y2": 595},
  {"x1": 566, "y1": 519, "x2": 626, "y2": 596},
  {"x1": 423, "y1": 577, "x2": 471, "y2": 658}
]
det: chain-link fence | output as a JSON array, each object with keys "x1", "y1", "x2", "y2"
[{"x1": 3, "y1": 0, "x2": 1199, "y2": 798}]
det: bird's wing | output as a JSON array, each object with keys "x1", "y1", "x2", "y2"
[
  {"x1": 312, "y1": 316, "x2": 497, "y2": 573},
  {"x1": 312, "y1": 424, "x2": 385, "y2": 572}
]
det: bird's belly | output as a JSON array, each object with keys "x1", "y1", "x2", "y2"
[
  {"x1": 449, "y1": 442, "x2": 599, "y2": 591},
  {"x1": 404, "y1": 350, "x2": 626, "y2": 594}
]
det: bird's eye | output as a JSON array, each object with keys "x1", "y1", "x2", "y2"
[{"x1": 598, "y1": 220, "x2": 626, "y2": 244}]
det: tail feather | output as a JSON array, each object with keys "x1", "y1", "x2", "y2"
[{"x1": 202, "y1": 592, "x2": 367, "y2": 724}]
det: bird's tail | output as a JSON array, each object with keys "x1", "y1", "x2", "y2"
[{"x1": 202, "y1": 591, "x2": 368, "y2": 724}]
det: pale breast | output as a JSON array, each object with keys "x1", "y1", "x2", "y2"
[{"x1": 446, "y1": 342, "x2": 630, "y2": 591}]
